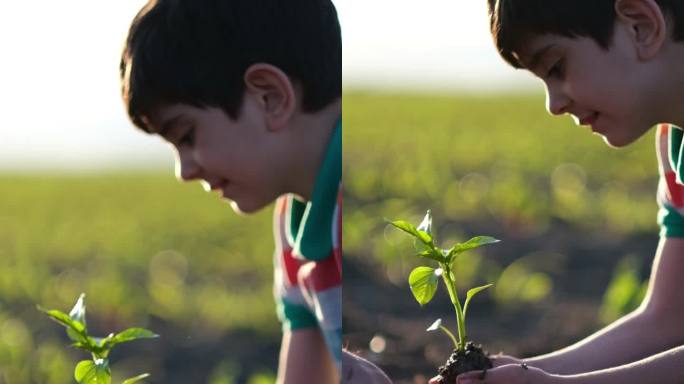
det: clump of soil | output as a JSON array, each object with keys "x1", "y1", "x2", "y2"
[{"x1": 436, "y1": 342, "x2": 492, "y2": 384}]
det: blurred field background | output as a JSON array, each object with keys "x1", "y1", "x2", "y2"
[
  {"x1": 342, "y1": 92, "x2": 658, "y2": 383},
  {"x1": 0, "y1": 173, "x2": 280, "y2": 383}
]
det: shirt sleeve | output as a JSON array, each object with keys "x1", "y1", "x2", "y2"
[
  {"x1": 656, "y1": 124, "x2": 684, "y2": 237},
  {"x1": 272, "y1": 196, "x2": 318, "y2": 330}
]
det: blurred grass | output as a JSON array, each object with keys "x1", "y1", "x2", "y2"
[
  {"x1": 0, "y1": 173, "x2": 278, "y2": 383},
  {"x1": 343, "y1": 90, "x2": 656, "y2": 296},
  {"x1": 344, "y1": 92, "x2": 657, "y2": 257}
]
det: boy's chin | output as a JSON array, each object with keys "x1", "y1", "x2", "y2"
[
  {"x1": 599, "y1": 123, "x2": 653, "y2": 148},
  {"x1": 601, "y1": 135, "x2": 630, "y2": 148},
  {"x1": 599, "y1": 132, "x2": 641, "y2": 149},
  {"x1": 229, "y1": 199, "x2": 267, "y2": 215}
]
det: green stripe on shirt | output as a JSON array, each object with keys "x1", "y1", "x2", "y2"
[{"x1": 293, "y1": 119, "x2": 342, "y2": 261}]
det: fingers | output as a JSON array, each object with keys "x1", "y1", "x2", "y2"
[
  {"x1": 490, "y1": 353, "x2": 520, "y2": 367},
  {"x1": 428, "y1": 376, "x2": 441, "y2": 384},
  {"x1": 456, "y1": 369, "x2": 487, "y2": 384},
  {"x1": 455, "y1": 363, "x2": 540, "y2": 384}
]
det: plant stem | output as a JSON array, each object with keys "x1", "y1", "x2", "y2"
[
  {"x1": 439, "y1": 325, "x2": 459, "y2": 350},
  {"x1": 441, "y1": 263, "x2": 466, "y2": 351}
]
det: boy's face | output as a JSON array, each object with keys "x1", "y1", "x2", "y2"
[
  {"x1": 517, "y1": 27, "x2": 659, "y2": 148},
  {"x1": 143, "y1": 99, "x2": 288, "y2": 214}
]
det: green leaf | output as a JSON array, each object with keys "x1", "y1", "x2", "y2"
[
  {"x1": 408, "y1": 266, "x2": 440, "y2": 306},
  {"x1": 74, "y1": 359, "x2": 111, "y2": 384},
  {"x1": 67, "y1": 327, "x2": 88, "y2": 344},
  {"x1": 389, "y1": 220, "x2": 433, "y2": 246},
  {"x1": 450, "y1": 236, "x2": 500, "y2": 255},
  {"x1": 122, "y1": 373, "x2": 150, "y2": 384},
  {"x1": 39, "y1": 307, "x2": 88, "y2": 343},
  {"x1": 110, "y1": 328, "x2": 159, "y2": 347},
  {"x1": 71, "y1": 337, "x2": 100, "y2": 354},
  {"x1": 40, "y1": 308, "x2": 80, "y2": 330},
  {"x1": 463, "y1": 284, "x2": 494, "y2": 319},
  {"x1": 415, "y1": 230, "x2": 433, "y2": 246},
  {"x1": 75, "y1": 360, "x2": 95, "y2": 383},
  {"x1": 417, "y1": 250, "x2": 446, "y2": 263},
  {"x1": 93, "y1": 333, "x2": 115, "y2": 348},
  {"x1": 388, "y1": 220, "x2": 419, "y2": 236}
]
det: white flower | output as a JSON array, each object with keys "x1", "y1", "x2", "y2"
[
  {"x1": 69, "y1": 293, "x2": 87, "y2": 326},
  {"x1": 417, "y1": 210, "x2": 432, "y2": 235},
  {"x1": 426, "y1": 318, "x2": 442, "y2": 332}
]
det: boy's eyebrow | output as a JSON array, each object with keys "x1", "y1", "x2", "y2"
[
  {"x1": 526, "y1": 44, "x2": 555, "y2": 72},
  {"x1": 156, "y1": 115, "x2": 183, "y2": 137}
]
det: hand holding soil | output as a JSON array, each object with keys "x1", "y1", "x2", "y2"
[
  {"x1": 454, "y1": 363, "x2": 554, "y2": 384},
  {"x1": 490, "y1": 353, "x2": 523, "y2": 367},
  {"x1": 427, "y1": 354, "x2": 523, "y2": 384}
]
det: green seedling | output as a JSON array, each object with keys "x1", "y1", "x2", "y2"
[
  {"x1": 39, "y1": 293, "x2": 159, "y2": 384},
  {"x1": 389, "y1": 210, "x2": 499, "y2": 352}
]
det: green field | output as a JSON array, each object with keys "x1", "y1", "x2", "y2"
[
  {"x1": 0, "y1": 173, "x2": 278, "y2": 383},
  {"x1": 344, "y1": 92, "x2": 658, "y2": 254},
  {"x1": 342, "y1": 92, "x2": 659, "y2": 381}
]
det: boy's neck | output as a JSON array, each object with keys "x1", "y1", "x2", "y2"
[
  {"x1": 286, "y1": 98, "x2": 341, "y2": 201},
  {"x1": 655, "y1": 41, "x2": 684, "y2": 127}
]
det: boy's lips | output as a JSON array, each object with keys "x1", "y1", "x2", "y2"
[
  {"x1": 578, "y1": 112, "x2": 599, "y2": 126},
  {"x1": 208, "y1": 180, "x2": 228, "y2": 194}
]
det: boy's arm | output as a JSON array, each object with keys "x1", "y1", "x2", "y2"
[
  {"x1": 521, "y1": 237, "x2": 684, "y2": 374},
  {"x1": 277, "y1": 328, "x2": 338, "y2": 384},
  {"x1": 560, "y1": 343, "x2": 684, "y2": 384},
  {"x1": 456, "y1": 343, "x2": 684, "y2": 384}
]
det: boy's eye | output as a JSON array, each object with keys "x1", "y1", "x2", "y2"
[
  {"x1": 178, "y1": 127, "x2": 195, "y2": 146},
  {"x1": 546, "y1": 59, "x2": 565, "y2": 79}
]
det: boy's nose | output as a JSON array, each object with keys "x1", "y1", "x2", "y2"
[
  {"x1": 175, "y1": 152, "x2": 201, "y2": 182},
  {"x1": 545, "y1": 84, "x2": 570, "y2": 116}
]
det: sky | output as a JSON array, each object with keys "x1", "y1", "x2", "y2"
[
  {"x1": 1, "y1": 1, "x2": 539, "y2": 171},
  {"x1": 339, "y1": 0, "x2": 537, "y2": 91}
]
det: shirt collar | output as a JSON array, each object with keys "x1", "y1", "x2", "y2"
[{"x1": 288, "y1": 118, "x2": 341, "y2": 260}]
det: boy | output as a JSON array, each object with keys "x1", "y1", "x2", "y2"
[
  {"x1": 446, "y1": 0, "x2": 684, "y2": 383},
  {"x1": 118, "y1": 1, "x2": 348, "y2": 382}
]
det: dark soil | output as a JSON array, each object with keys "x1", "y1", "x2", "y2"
[{"x1": 436, "y1": 342, "x2": 492, "y2": 384}]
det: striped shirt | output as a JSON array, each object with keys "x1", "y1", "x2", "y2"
[
  {"x1": 273, "y1": 119, "x2": 342, "y2": 372},
  {"x1": 656, "y1": 124, "x2": 684, "y2": 237}
]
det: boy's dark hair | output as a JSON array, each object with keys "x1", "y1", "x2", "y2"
[
  {"x1": 488, "y1": 0, "x2": 684, "y2": 68},
  {"x1": 120, "y1": 0, "x2": 341, "y2": 131}
]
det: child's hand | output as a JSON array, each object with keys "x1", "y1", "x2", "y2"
[
  {"x1": 427, "y1": 354, "x2": 522, "y2": 383},
  {"x1": 456, "y1": 364, "x2": 555, "y2": 384},
  {"x1": 490, "y1": 353, "x2": 523, "y2": 367},
  {"x1": 342, "y1": 350, "x2": 392, "y2": 384}
]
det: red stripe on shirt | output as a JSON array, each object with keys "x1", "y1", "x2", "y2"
[
  {"x1": 298, "y1": 253, "x2": 342, "y2": 292},
  {"x1": 665, "y1": 171, "x2": 684, "y2": 208}
]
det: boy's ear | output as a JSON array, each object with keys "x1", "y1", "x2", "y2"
[
  {"x1": 615, "y1": 0, "x2": 667, "y2": 60},
  {"x1": 243, "y1": 63, "x2": 297, "y2": 131}
]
